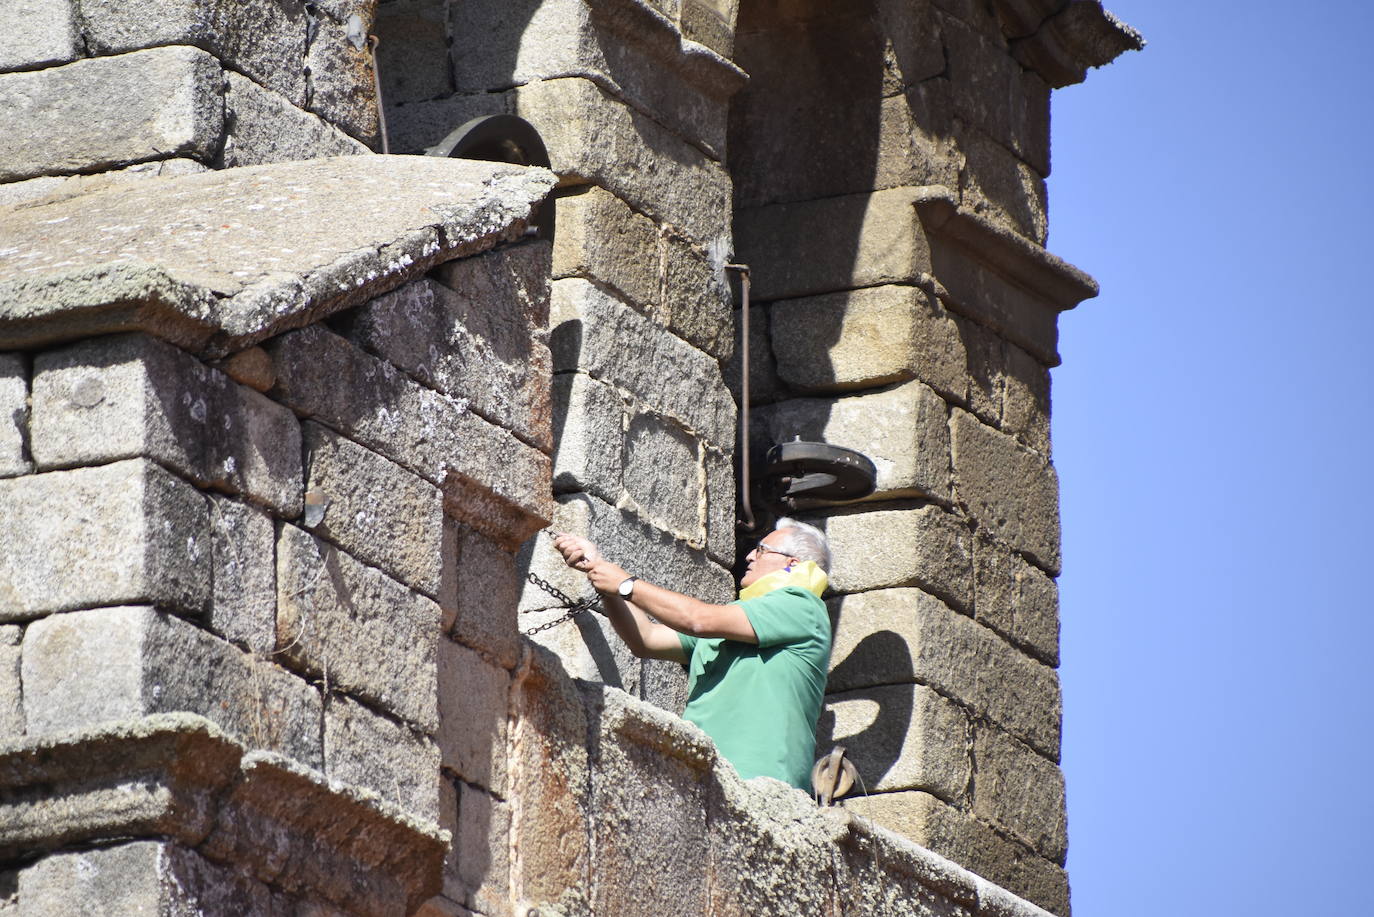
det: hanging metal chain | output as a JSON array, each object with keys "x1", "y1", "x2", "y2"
[{"x1": 522, "y1": 570, "x2": 603, "y2": 636}]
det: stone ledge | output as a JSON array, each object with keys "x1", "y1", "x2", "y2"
[
  {"x1": 0, "y1": 156, "x2": 556, "y2": 357},
  {"x1": 589, "y1": 0, "x2": 749, "y2": 98},
  {"x1": 511, "y1": 638, "x2": 1064, "y2": 917},
  {"x1": 835, "y1": 809, "x2": 1063, "y2": 917},
  {"x1": 596, "y1": 682, "x2": 717, "y2": 771},
  {"x1": 914, "y1": 185, "x2": 1097, "y2": 365},
  {"x1": 844, "y1": 789, "x2": 1069, "y2": 915},
  {"x1": 587, "y1": 680, "x2": 714, "y2": 913},
  {"x1": 582, "y1": 680, "x2": 1064, "y2": 917},
  {"x1": 0, "y1": 713, "x2": 447, "y2": 916}
]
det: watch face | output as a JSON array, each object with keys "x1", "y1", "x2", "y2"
[{"x1": 618, "y1": 577, "x2": 635, "y2": 597}]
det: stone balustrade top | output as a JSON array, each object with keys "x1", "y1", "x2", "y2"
[{"x1": 0, "y1": 156, "x2": 557, "y2": 357}]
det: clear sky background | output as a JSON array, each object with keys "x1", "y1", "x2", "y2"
[{"x1": 1049, "y1": 2, "x2": 1373, "y2": 915}]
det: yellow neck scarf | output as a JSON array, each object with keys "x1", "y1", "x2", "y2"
[{"x1": 738, "y1": 560, "x2": 828, "y2": 601}]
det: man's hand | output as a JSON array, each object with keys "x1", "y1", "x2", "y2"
[
  {"x1": 584, "y1": 560, "x2": 631, "y2": 595},
  {"x1": 553, "y1": 533, "x2": 629, "y2": 594},
  {"x1": 552, "y1": 532, "x2": 603, "y2": 572},
  {"x1": 548, "y1": 530, "x2": 746, "y2": 659}
]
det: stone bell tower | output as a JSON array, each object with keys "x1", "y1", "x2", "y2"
[{"x1": 1, "y1": 1, "x2": 1138, "y2": 914}]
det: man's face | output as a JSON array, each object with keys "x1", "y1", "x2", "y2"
[{"x1": 740, "y1": 529, "x2": 797, "y2": 588}]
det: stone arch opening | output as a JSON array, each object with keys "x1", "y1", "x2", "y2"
[{"x1": 726, "y1": 0, "x2": 940, "y2": 793}]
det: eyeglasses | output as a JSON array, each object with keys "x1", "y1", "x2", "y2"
[{"x1": 751, "y1": 540, "x2": 793, "y2": 560}]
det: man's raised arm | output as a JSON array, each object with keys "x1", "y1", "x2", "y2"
[{"x1": 551, "y1": 534, "x2": 756, "y2": 660}]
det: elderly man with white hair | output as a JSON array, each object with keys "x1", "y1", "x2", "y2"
[{"x1": 553, "y1": 519, "x2": 832, "y2": 790}]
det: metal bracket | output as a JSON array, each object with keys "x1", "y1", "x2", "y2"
[{"x1": 763, "y1": 439, "x2": 877, "y2": 508}]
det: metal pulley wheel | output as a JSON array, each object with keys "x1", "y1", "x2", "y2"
[
  {"x1": 811, "y1": 745, "x2": 858, "y2": 806},
  {"x1": 764, "y1": 440, "x2": 877, "y2": 507}
]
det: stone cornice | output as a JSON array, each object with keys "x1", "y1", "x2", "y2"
[
  {"x1": 834, "y1": 810, "x2": 1063, "y2": 917},
  {"x1": 1009, "y1": 0, "x2": 1145, "y2": 88},
  {"x1": 0, "y1": 714, "x2": 447, "y2": 915},
  {"x1": 993, "y1": 0, "x2": 1071, "y2": 39},
  {"x1": 914, "y1": 186, "x2": 1097, "y2": 365},
  {"x1": 914, "y1": 188, "x2": 1099, "y2": 309},
  {"x1": 0, "y1": 156, "x2": 557, "y2": 358},
  {"x1": 590, "y1": 0, "x2": 749, "y2": 100}
]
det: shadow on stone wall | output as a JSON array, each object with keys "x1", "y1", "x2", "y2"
[
  {"x1": 536, "y1": 316, "x2": 636, "y2": 691},
  {"x1": 815, "y1": 628, "x2": 915, "y2": 786}
]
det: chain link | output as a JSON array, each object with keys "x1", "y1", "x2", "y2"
[{"x1": 522, "y1": 570, "x2": 603, "y2": 636}]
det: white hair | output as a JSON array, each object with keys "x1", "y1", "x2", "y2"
[{"x1": 772, "y1": 517, "x2": 832, "y2": 573}]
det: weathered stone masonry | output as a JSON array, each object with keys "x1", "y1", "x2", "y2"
[
  {"x1": 0, "y1": 1, "x2": 1140, "y2": 915},
  {"x1": 373, "y1": 0, "x2": 752, "y2": 714},
  {"x1": 0, "y1": 156, "x2": 558, "y2": 914},
  {"x1": 0, "y1": 0, "x2": 379, "y2": 207},
  {"x1": 0, "y1": 153, "x2": 1088, "y2": 917},
  {"x1": 725, "y1": 3, "x2": 1139, "y2": 911}
]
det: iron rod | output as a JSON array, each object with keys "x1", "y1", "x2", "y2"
[{"x1": 725, "y1": 264, "x2": 756, "y2": 533}]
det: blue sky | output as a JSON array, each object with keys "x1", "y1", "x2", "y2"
[{"x1": 1050, "y1": 2, "x2": 1374, "y2": 914}]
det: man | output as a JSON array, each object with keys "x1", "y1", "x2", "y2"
[{"x1": 552, "y1": 519, "x2": 832, "y2": 790}]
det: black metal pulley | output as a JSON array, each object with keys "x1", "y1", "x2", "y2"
[
  {"x1": 427, "y1": 114, "x2": 555, "y2": 242},
  {"x1": 763, "y1": 439, "x2": 877, "y2": 508}
]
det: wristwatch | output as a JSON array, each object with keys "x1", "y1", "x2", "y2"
[{"x1": 617, "y1": 576, "x2": 638, "y2": 598}]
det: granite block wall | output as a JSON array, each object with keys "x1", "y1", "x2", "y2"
[
  {"x1": 0, "y1": 0, "x2": 374, "y2": 207},
  {"x1": 721, "y1": 2, "x2": 1136, "y2": 912},
  {"x1": 1, "y1": 236, "x2": 552, "y2": 677},
  {"x1": 375, "y1": 0, "x2": 745, "y2": 713},
  {"x1": 0, "y1": 163, "x2": 1073, "y2": 915},
  {"x1": 0, "y1": 170, "x2": 555, "y2": 911},
  {"x1": 371, "y1": 1, "x2": 1141, "y2": 912}
]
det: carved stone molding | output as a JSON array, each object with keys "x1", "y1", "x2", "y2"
[{"x1": 0, "y1": 714, "x2": 447, "y2": 916}]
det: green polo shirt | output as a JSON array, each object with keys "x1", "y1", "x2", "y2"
[{"x1": 677, "y1": 586, "x2": 832, "y2": 789}]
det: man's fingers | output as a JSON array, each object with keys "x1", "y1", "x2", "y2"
[
  {"x1": 552, "y1": 534, "x2": 583, "y2": 563},
  {"x1": 551, "y1": 533, "x2": 605, "y2": 573},
  {"x1": 562, "y1": 545, "x2": 593, "y2": 570}
]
